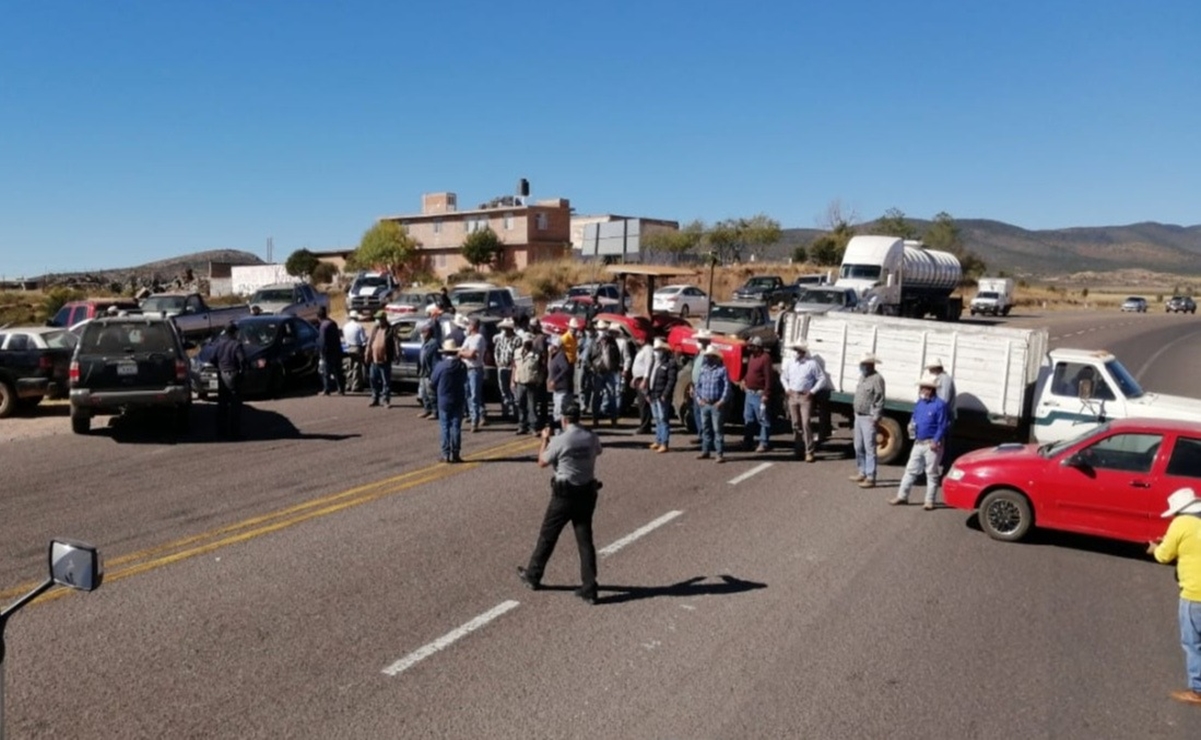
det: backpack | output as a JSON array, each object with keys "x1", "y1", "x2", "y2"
[{"x1": 592, "y1": 338, "x2": 621, "y2": 374}]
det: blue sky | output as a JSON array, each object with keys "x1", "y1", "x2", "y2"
[{"x1": 2, "y1": 0, "x2": 1198, "y2": 277}]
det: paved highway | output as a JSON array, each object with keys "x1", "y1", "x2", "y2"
[{"x1": 3, "y1": 310, "x2": 1201, "y2": 738}]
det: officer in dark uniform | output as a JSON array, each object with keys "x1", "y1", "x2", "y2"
[
  {"x1": 215, "y1": 321, "x2": 247, "y2": 439},
  {"x1": 517, "y1": 399, "x2": 604, "y2": 604}
]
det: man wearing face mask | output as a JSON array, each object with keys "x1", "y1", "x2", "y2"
[
  {"x1": 780, "y1": 340, "x2": 823, "y2": 462},
  {"x1": 850, "y1": 353, "x2": 885, "y2": 488}
]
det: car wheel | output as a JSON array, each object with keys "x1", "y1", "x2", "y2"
[
  {"x1": 173, "y1": 404, "x2": 190, "y2": 434},
  {"x1": 270, "y1": 366, "x2": 286, "y2": 399},
  {"x1": 876, "y1": 416, "x2": 904, "y2": 465},
  {"x1": 1002, "y1": 306, "x2": 1012, "y2": 316},
  {"x1": 680, "y1": 304, "x2": 690, "y2": 319},
  {"x1": 978, "y1": 488, "x2": 1033, "y2": 542},
  {"x1": 0, "y1": 381, "x2": 15, "y2": 419},
  {"x1": 70, "y1": 409, "x2": 90, "y2": 435}
]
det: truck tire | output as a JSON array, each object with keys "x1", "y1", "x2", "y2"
[
  {"x1": 1002, "y1": 306, "x2": 1012, "y2": 316},
  {"x1": 0, "y1": 381, "x2": 15, "y2": 419},
  {"x1": 71, "y1": 409, "x2": 90, "y2": 435},
  {"x1": 876, "y1": 416, "x2": 905, "y2": 465}
]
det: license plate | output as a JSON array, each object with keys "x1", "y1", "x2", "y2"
[
  {"x1": 117, "y1": 363, "x2": 138, "y2": 376},
  {"x1": 207, "y1": 379, "x2": 218, "y2": 390}
]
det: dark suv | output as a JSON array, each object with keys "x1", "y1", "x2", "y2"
[
  {"x1": 1167, "y1": 295, "x2": 1196, "y2": 314},
  {"x1": 69, "y1": 316, "x2": 193, "y2": 434}
]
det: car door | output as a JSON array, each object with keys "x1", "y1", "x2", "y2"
[
  {"x1": 1155, "y1": 433, "x2": 1201, "y2": 534},
  {"x1": 1044, "y1": 430, "x2": 1163, "y2": 541},
  {"x1": 1035, "y1": 360, "x2": 1121, "y2": 443}
]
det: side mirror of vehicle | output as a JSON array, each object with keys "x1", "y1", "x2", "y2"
[
  {"x1": 49, "y1": 539, "x2": 103, "y2": 592},
  {"x1": 1077, "y1": 379, "x2": 1093, "y2": 400}
]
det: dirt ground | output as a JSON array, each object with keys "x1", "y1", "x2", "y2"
[{"x1": 0, "y1": 401, "x2": 72, "y2": 444}]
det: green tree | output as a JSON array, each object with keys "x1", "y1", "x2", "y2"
[
  {"x1": 921, "y1": 211, "x2": 986, "y2": 280},
  {"x1": 875, "y1": 207, "x2": 919, "y2": 239},
  {"x1": 311, "y1": 261, "x2": 338, "y2": 285},
  {"x1": 352, "y1": 220, "x2": 418, "y2": 278},
  {"x1": 808, "y1": 234, "x2": 842, "y2": 266},
  {"x1": 642, "y1": 220, "x2": 706, "y2": 263},
  {"x1": 285, "y1": 248, "x2": 319, "y2": 279},
  {"x1": 791, "y1": 244, "x2": 808, "y2": 263},
  {"x1": 460, "y1": 226, "x2": 505, "y2": 269},
  {"x1": 705, "y1": 214, "x2": 782, "y2": 263}
]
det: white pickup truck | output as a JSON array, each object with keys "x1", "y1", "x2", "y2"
[{"x1": 779, "y1": 311, "x2": 1201, "y2": 464}]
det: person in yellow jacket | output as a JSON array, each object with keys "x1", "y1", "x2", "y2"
[
  {"x1": 561, "y1": 317, "x2": 581, "y2": 365},
  {"x1": 1152, "y1": 487, "x2": 1201, "y2": 706}
]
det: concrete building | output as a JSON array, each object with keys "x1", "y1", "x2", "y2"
[
  {"x1": 380, "y1": 192, "x2": 571, "y2": 280},
  {"x1": 572, "y1": 215, "x2": 680, "y2": 263}
]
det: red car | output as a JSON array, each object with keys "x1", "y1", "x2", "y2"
[{"x1": 943, "y1": 418, "x2": 1201, "y2": 544}]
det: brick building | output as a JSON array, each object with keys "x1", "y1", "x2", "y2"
[{"x1": 381, "y1": 192, "x2": 571, "y2": 280}]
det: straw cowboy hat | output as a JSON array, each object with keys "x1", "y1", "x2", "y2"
[
  {"x1": 653, "y1": 337, "x2": 670, "y2": 350},
  {"x1": 859, "y1": 352, "x2": 882, "y2": 364},
  {"x1": 925, "y1": 357, "x2": 945, "y2": 370},
  {"x1": 453, "y1": 313, "x2": 470, "y2": 329},
  {"x1": 703, "y1": 345, "x2": 723, "y2": 358},
  {"x1": 694, "y1": 328, "x2": 713, "y2": 341},
  {"x1": 568, "y1": 317, "x2": 583, "y2": 329},
  {"x1": 594, "y1": 320, "x2": 609, "y2": 331},
  {"x1": 917, "y1": 375, "x2": 939, "y2": 389},
  {"x1": 440, "y1": 338, "x2": 461, "y2": 354},
  {"x1": 1161, "y1": 487, "x2": 1201, "y2": 518},
  {"x1": 498, "y1": 318, "x2": 515, "y2": 329},
  {"x1": 788, "y1": 339, "x2": 809, "y2": 352}
]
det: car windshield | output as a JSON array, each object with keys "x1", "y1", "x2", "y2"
[
  {"x1": 977, "y1": 292, "x2": 998, "y2": 300},
  {"x1": 252, "y1": 289, "x2": 295, "y2": 303},
  {"x1": 451, "y1": 291, "x2": 486, "y2": 305},
  {"x1": 655, "y1": 287, "x2": 682, "y2": 296},
  {"x1": 356, "y1": 275, "x2": 389, "y2": 288},
  {"x1": 797, "y1": 289, "x2": 846, "y2": 305},
  {"x1": 745, "y1": 278, "x2": 774, "y2": 288},
  {"x1": 1040, "y1": 422, "x2": 1111, "y2": 458},
  {"x1": 1105, "y1": 359, "x2": 1144, "y2": 399},
  {"x1": 42, "y1": 330, "x2": 75, "y2": 349},
  {"x1": 568, "y1": 286, "x2": 601, "y2": 297},
  {"x1": 709, "y1": 305, "x2": 758, "y2": 323},
  {"x1": 81, "y1": 323, "x2": 175, "y2": 353},
  {"x1": 141, "y1": 296, "x2": 186, "y2": 313},
  {"x1": 240, "y1": 322, "x2": 280, "y2": 346},
  {"x1": 839, "y1": 264, "x2": 881, "y2": 280},
  {"x1": 1124, "y1": 297, "x2": 1142, "y2": 303}
]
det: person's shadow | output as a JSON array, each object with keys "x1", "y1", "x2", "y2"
[
  {"x1": 102, "y1": 404, "x2": 361, "y2": 444},
  {"x1": 592, "y1": 574, "x2": 767, "y2": 605}
]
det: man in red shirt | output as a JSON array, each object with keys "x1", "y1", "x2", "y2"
[{"x1": 741, "y1": 336, "x2": 775, "y2": 453}]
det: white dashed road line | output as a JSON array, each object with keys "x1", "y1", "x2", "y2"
[
  {"x1": 599, "y1": 510, "x2": 683, "y2": 557},
  {"x1": 382, "y1": 600, "x2": 521, "y2": 677},
  {"x1": 727, "y1": 462, "x2": 773, "y2": 486}
]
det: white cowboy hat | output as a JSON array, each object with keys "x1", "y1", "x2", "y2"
[
  {"x1": 703, "y1": 345, "x2": 723, "y2": 358},
  {"x1": 453, "y1": 313, "x2": 470, "y2": 328},
  {"x1": 788, "y1": 339, "x2": 809, "y2": 352},
  {"x1": 694, "y1": 329, "x2": 713, "y2": 340},
  {"x1": 1161, "y1": 487, "x2": 1201, "y2": 518},
  {"x1": 548, "y1": 335, "x2": 562, "y2": 348},
  {"x1": 859, "y1": 352, "x2": 882, "y2": 365},
  {"x1": 498, "y1": 318, "x2": 515, "y2": 329},
  {"x1": 917, "y1": 375, "x2": 939, "y2": 389},
  {"x1": 568, "y1": 317, "x2": 582, "y2": 329},
  {"x1": 925, "y1": 357, "x2": 945, "y2": 369},
  {"x1": 440, "y1": 338, "x2": 461, "y2": 353},
  {"x1": 594, "y1": 320, "x2": 609, "y2": 330},
  {"x1": 653, "y1": 337, "x2": 669, "y2": 350}
]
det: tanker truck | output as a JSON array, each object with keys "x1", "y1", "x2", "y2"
[{"x1": 836, "y1": 235, "x2": 963, "y2": 321}]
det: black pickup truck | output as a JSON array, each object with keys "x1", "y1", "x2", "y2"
[
  {"x1": 0, "y1": 326, "x2": 75, "y2": 417},
  {"x1": 68, "y1": 316, "x2": 193, "y2": 434},
  {"x1": 732, "y1": 276, "x2": 799, "y2": 306}
]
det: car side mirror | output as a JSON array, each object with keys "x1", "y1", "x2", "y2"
[{"x1": 49, "y1": 539, "x2": 103, "y2": 592}]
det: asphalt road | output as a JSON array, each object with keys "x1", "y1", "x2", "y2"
[{"x1": 4, "y1": 309, "x2": 1201, "y2": 739}]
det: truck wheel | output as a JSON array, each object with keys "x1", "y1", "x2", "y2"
[
  {"x1": 978, "y1": 488, "x2": 1033, "y2": 542},
  {"x1": 1002, "y1": 306, "x2": 1012, "y2": 316},
  {"x1": 680, "y1": 304, "x2": 690, "y2": 319},
  {"x1": 71, "y1": 409, "x2": 90, "y2": 435},
  {"x1": 876, "y1": 416, "x2": 904, "y2": 465},
  {"x1": 16, "y1": 397, "x2": 42, "y2": 414},
  {"x1": 0, "y1": 381, "x2": 15, "y2": 419}
]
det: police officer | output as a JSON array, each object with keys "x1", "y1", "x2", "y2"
[
  {"x1": 516, "y1": 399, "x2": 604, "y2": 605},
  {"x1": 215, "y1": 321, "x2": 246, "y2": 439}
]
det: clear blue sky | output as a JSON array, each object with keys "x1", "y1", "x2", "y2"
[{"x1": 2, "y1": 0, "x2": 1198, "y2": 277}]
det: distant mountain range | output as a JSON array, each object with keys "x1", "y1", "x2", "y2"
[{"x1": 774, "y1": 220, "x2": 1201, "y2": 276}]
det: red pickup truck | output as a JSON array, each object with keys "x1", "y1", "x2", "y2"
[{"x1": 48, "y1": 299, "x2": 141, "y2": 329}]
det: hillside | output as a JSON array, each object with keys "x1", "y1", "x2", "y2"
[
  {"x1": 772, "y1": 220, "x2": 1201, "y2": 276},
  {"x1": 39, "y1": 249, "x2": 265, "y2": 291}
]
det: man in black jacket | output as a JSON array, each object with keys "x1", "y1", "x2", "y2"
[{"x1": 215, "y1": 322, "x2": 247, "y2": 439}]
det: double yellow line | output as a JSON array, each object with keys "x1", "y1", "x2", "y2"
[{"x1": 1, "y1": 436, "x2": 541, "y2": 605}]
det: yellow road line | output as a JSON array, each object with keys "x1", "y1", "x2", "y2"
[{"x1": 1, "y1": 437, "x2": 540, "y2": 603}]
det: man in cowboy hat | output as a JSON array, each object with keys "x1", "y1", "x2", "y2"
[
  {"x1": 850, "y1": 352, "x2": 886, "y2": 488},
  {"x1": 417, "y1": 320, "x2": 440, "y2": 419},
  {"x1": 695, "y1": 344, "x2": 731, "y2": 463},
  {"x1": 741, "y1": 335, "x2": 775, "y2": 453},
  {"x1": 494, "y1": 317, "x2": 522, "y2": 421},
  {"x1": 574, "y1": 318, "x2": 597, "y2": 415},
  {"x1": 780, "y1": 339, "x2": 823, "y2": 462},
  {"x1": 890, "y1": 375, "x2": 951, "y2": 509},
  {"x1": 512, "y1": 329, "x2": 545, "y2": 435},
  {"x1": 430, "y1": 338, "x2": 468, "y2": 462},
  {"x1": 588, "y1": 321, "x2": 623, "y2": 428},
  {"x1": 630, "y1": 332, "x2": 657, "y2": 434},
  {"x1": 925, "y1": 357, "x2": 957, "y2": 421},
  {"x1": 460, "y1": 316, "x2": 488, "y2": 431},
  {"x1": 342, "y1": 310, "x2": 367, "y2": 393},
  {"x1": 1152, "y1": 487, "x2": 1201, "y2": 705},
  {"x1": 688, "y1": 329, "x2": 715, "y2": 444},
  {"x1": 364, "y1": 310, "x2": 395, "y2": 407},
  {"x1": 646, "y1": 337, "x2": 678, "y2": 452}
]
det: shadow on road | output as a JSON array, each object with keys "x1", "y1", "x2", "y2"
[
  {"x1": 99, "y1": 404, "x2": 361, "y2": 445},
  {"x1": 594, "y1": 574, "x2": 768, "y2": 605},
  {"x1": 963, "y1": 512, "x2": 1152, "y2": 561}
]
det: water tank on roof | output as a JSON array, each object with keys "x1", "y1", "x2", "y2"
[{"x1": 901, "y1": 246, "x2": 961, "y2": 295}]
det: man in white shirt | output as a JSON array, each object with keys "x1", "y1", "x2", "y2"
[
  {"x1": 630, "y1": 336, "x2": 656, "y2": 433},
  {"x1": 341, "y1": 311, "x2": 367, "y2": 393},
  {"x1": 460, "y1": 317, "x2": 488, "y2": 432},
  {"x1": 780, "y1": 340, "x2": 823, "y2": 462}
]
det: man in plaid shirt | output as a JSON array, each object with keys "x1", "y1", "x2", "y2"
[
  {"x1": 694, "y1": 345, "x2": 731, "y2": 463},
  {"x1": 494, "y1": 318, "x2": 522, "y2": 420}
]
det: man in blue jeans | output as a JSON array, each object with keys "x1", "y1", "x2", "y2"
[
  {"x1": 430, "y1": 338, "x2": 467, "y2": 463},
  {"x1": 741, "y1": 336, "x2": 774, "y2": 453},
  {"x1": 1152, "y1": 487, "x2": 1201, "y2": 705},
  {"x1": 460, "y1": 317, "x2": 488, "y2": 432},
  {"x1": 850, "y1": 352, "x2": 885, "y2": 488},
  {"x1": 694, "y1": 345, "x2": 730, "y2": 463}
]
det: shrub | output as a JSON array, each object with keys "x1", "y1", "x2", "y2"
[
  {"x1": 311, "y1": 262, "x2": 339, "y2": 285},
  {"x1": 43, "y1": 287, "x2": 86, "y2": 318}
]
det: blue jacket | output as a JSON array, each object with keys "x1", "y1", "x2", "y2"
[
  {"x1": 430, "y1": 356, "x2": 467, "y2": 412},
  {"x1": 912, "y1": 396, "x2": 950, "y2": 443}
]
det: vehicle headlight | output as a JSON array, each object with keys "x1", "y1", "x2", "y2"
[{"x1": 945, "y1": 467, "x2": 965, "y2": 481}]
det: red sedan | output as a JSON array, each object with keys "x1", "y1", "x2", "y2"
[{"x1": 943, "y1": 418, "x2": 1201, "y2": 544}]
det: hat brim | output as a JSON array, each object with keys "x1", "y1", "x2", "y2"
[{"x1": 1162, "y1": 498, "x2": 1201, "y2": 518}]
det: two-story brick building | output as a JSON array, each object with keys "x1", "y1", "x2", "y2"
[{"x1": 381, "y1": 192, "x2": 571, "y2": 280}]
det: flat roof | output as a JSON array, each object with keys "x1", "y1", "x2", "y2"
[{"x1": 604, "y1": 265, "x2": 697, "y2": 278}]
